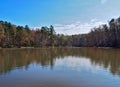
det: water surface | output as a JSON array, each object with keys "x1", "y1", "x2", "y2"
[{"x1": 0, "y1": 47, "x2": 120, "y2": 87}]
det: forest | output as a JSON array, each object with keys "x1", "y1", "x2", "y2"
[{"x1": 0, "y1": 17, "x2": 120, "y2": 48}]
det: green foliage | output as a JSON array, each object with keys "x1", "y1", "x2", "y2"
[{"x1": 1, "y1": 16, "x2": 120, "y2": 48}]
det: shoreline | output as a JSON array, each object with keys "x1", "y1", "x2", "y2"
[{"x1": 0, "y1": 46, "x2": 118, "y2": 49}]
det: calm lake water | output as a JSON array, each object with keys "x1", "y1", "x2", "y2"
[{"x1": 0, "y1": 47, "x2": 120, "y2": 87}]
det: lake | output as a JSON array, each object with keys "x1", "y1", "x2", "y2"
[{"x1": 0, "y1": 47, "x2": 120, "y2": 87}]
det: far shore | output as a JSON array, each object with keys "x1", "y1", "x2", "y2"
[{"x1": 0, "y1": 46, "x2": 118, "y2": 49}]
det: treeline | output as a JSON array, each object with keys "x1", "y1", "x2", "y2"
[
  {"x1": 88, "y1": 17, "x2": 120, "y2": 47},
  {"x1": 55, "y1": 17, "x2": 120, "y2": 48},
  {"x1": 0, "y1": 21, "x2": 56, "y2": 47},
  {"x1": 0, "y1": 17, "x2": 120, "y2": 48}
]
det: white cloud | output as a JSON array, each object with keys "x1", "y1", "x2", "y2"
[
  {"x1": 101, "y1": 0, "x2": 108, "y2": 4},
  {"x1": 54, "y1": 19, "x2": 107, "y2": 35}
]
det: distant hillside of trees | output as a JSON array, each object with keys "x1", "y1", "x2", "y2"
[
  {"x1": 0, "y1": 21, "x2": 56, "y2": 47},
  {"x1": 0, "y1": 17, "x2": 120, "y2": 48}
]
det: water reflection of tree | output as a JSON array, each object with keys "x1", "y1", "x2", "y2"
[{"x1": 0, "y1": 48, "x2": 120, "y2": 76}]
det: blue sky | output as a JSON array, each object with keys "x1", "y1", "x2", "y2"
[{"x1": 0, "y1": 0, "x2": 120, "y2": 35}]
